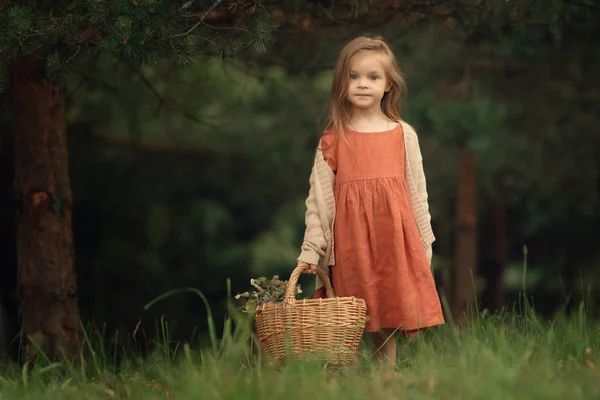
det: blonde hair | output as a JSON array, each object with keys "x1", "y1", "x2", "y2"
[{"x1": 323, "y1": 35, "x2": 406, "y2": 143}]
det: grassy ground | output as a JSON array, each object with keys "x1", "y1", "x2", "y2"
[{"x1": 0, "y1": 300, "x2": 598, "y2": 399}]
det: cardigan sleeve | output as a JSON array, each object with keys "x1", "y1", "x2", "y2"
[
  {"x1": 407, "y1": 125, "x2": 435, "y2": 250},
  {"x1": 297, "y1": 149, "x2": 328, "y2": 266}
]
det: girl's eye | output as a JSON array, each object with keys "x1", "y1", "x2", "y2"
[
  {"x1": 369, "y1": 76, "x2": 378, "y2": 81},
  {"x1": 350, "y1": 74, "x2": 357, "y2": 80}
]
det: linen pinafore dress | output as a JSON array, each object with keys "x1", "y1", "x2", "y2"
[{"x1": 316, "y1": 123, "x2": 444, "y2": 333}]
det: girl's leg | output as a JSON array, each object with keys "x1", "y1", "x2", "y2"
[
  {"x1": 407, "y1": 330, "x2": 419, "y2": 343},
  {"x1": 371, "y1": 329, "x2": 397, "y2": 367}
]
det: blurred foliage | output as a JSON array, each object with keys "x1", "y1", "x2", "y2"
[
  {"x1": 1, "y1": 0, "x2": 600, "y2": 354},
  {"x1": 58, "y1": 54, "x2": 328, "y2": 340}
]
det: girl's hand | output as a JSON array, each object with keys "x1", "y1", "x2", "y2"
[{"x1": 298, "y1": 262, "x2": 318, "y2": 274}]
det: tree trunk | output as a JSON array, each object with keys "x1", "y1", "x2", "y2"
[
  {"x1": 482, "y1": 196, "x2": 507, "y2": 312},
  {"x1": 0, "y1": 123, "x2": 17, "y2": 361},
  {"x1": 0, "y1": 126, "x2": 17, "y2": 363},
  {"x1": 10, "y1": 55, "x2": 79, "y2": 361},
  {"x1": 453, "y1": 149, "x2": 478, "y2": 321}
]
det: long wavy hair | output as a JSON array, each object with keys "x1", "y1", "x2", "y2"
[{"x1": 323, "y1": 36, "x2": 406, "y2": 143}]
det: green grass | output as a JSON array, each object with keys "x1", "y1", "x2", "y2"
[{"x1": 0, "y1": 294, "x2": 598, "y2": 399}]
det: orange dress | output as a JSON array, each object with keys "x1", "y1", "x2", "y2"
[{"x1": 315, "y1": 123, "x2": 444, "y2": 333}]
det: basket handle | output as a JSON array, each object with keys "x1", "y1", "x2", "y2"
[{"x1": 284, "y1": 265, "x2": 335, "y2": 305}]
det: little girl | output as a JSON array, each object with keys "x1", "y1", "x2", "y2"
[{"x1": 296, "y1": 36, "x2": 445, "y2": 366}]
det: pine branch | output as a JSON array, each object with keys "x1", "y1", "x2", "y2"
[
  {"x1": 202, "y1": 22, "x2": 249, "y2": 32},
  {"x1": 179, "y1": 0, "x2": 199, "y2": 13},
  {"x1": 170, "y1": 0, "x2": 225, "y2": 38},
  {"x1": 307, "y1": 0, "x2": 453, "y2": 29},
  {"x1": 70, "y1": 60, "x2": 219, "y2": 130},
  {"x1": 70, "y1": 66, "x2": 120, "y2": 94},
  {"x1": 195, "y1": 35, "x2": 225, "y2": 51},
  {"x1": 77, "y1": 126, "x2": 216, "y2": 159},
  {"x1": 123, "y1": 61, "x2": 222, "y2": 128}
]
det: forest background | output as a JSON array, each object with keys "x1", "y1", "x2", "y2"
[{"x1": 0, "y1": 0, "x2": 599, "y2": 360}]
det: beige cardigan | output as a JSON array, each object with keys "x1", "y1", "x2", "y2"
[{"x1": 297, "y1": 120, "x2": 435, "y2": 291}]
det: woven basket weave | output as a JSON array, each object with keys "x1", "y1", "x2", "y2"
[{"x1": 254, "y1": 266, "x2": 367, "y2": 367}]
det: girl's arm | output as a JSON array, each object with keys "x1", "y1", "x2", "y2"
[
  {"x1": 408, "y1": 127, "x2": 434, "y2": 266},
  {"x1": 416, "y1": 153, "x2": 433, "y2": 265},
  {"x1": 297, "y1": 150, "x2": 329, "y2": 266}
]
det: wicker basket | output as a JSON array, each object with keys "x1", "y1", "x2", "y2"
[{"x1": 254, "y1": 265, "x2": 367, "y2": 367}]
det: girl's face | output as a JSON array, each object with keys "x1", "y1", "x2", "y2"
[{"x1": 346, "y1": 51, "x2": 391, "y2": 113}]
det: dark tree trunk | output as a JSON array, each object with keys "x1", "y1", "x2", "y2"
[
  {"x1": 0, "y1": 119, "x2": 17, "y2": 361},
  {"x1": 10, "y1": 55, "x2": 79, "y2": 361},
  {"x1": 453, "y1": 149, "x2": 478, "y2": 321}
]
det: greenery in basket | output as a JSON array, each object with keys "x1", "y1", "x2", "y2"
[{"x1": 234, "y1": 275, "x2": 303, "y2": 313}]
